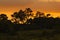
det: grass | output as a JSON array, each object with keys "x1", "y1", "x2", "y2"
[{"x1": 0, "y1": 29, "x2": 60, "y2": 40}]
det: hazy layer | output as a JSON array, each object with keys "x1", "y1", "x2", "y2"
[{"x1": 0, "y1": 0, "x2": 60, "y2": 19}]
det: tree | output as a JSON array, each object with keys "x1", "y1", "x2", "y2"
[
  {"x1": 24, "y1": 8, "x2": 33, "y2": 19},
  {"x1": 11, "y1": 12, "x2": 18, "y2": 18},
  {"x1": 18, "y1": 10, "x2": 26, "y2": 21},
  {"x1": 35, "y1": 11, "x2": 45, "y2": 18},
  {"x1": 46, "y1": 14, "x2": 51, "y2": 18},
  {"x1": 11, "y1": 12, "x2": 19, "y2": 24},
  {"x1": 0, "y1": 14, "x2": 14, "y2": 33},
  {"x1": 0, "y1": 14, "x2": 8, "y2": 31},
  {"x1": 25, "y1": 8, "x2": 32, "y2": 13},
  {"x1": 25, "y1": 18, "x2": 33, "y2": 24},
  {"x1": 11, "y1": 10, "x2": 26, "y2": 24},
  {"x1": 0, "y1": 14, "x2": 8, "y2": 21}
]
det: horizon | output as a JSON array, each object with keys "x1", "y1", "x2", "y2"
[{"x1": 0, "y1": 11, "x2": 60, "y2": 19}]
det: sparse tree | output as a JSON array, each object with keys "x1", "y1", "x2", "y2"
[
  {"x1": 24, "y1": 8, "x2": 33, "y2": 19},
  {"x1": 11, "y1": 10, "x2": 26, "y2": 24},
  {"x1": 36, "y1": 11, "x2": 45, "y2": 18},
  {"x1": 0, "y1": 14, "x2": 8, "y2": 21},
  {"x1": 46, "y1": 14, "x2": 51, "y2": 18}
]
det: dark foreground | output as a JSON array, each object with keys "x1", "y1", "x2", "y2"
[
  {"x1": 0, "y1": 29, "x2": 60, "y2": 40},
  {"x1": 0, "y1": 13, "x2": 60, "y2": 40}
]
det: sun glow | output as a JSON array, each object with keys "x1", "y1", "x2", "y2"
[
  {"x1": 0, "y1": 11, "x2": 60, "y2": 19},
  {"x1": 45, "y1": 12, "x2": 60, "y2": 18}
]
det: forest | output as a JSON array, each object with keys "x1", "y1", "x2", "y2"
[{"x1": 0, "y1": 8, "x2": 60, "y2": 40}]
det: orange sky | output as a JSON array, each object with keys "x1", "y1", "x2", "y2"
[{"x1": 0, "y1": 0, "x2": 60, "y2": 19}]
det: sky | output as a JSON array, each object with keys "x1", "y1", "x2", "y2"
[{"x1": 0, "y1": 0, "x2": 60, "y2": 19}]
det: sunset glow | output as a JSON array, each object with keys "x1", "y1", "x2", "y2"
[{"x1": 0, "y1": 0, "x2": 60, "y2": 19}]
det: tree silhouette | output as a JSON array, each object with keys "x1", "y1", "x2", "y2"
[
  {"x1": 0, "y1": 14, "x2": 8, "y2": 21},
  {"x1": 24, "y1": 8, "x2": 33, "y2": 19},
  {"x1": 0, "y1": 14, "x2": 9, "y2": 33},
  {"x1": 46, "y1": 14, "x2": 51, "y2": 18},
  {"x1": 25, "y1": 18, "x2": 33, "y2": 24},
  {"x1": 25, "y1": 8, "x2": 32, "y2": 14},
  {"x1": 11, "y1": 12, "x2": 18, "y2": 18},
  {"x1": 35, "y1": 11, "x2": 45, "y2": 18},
  {"x1": 0, "y1": 8, "x2": 60, "y2": 36},
  {"x1": 11, "y1": 12, "x2": 20, "y2": 24},
  {"x1": 11, "y1": 10, "x2": 26, "y2": 24},
  {"x1": 18, "y1": 10, "x2": 26, "y2": 21}
]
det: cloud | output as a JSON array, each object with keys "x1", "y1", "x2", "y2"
[
  {"x1": 0, "y1": 0, "x2": 36, "y2": 6},
  {"x1": 0, "y1": 0, "x2": 60, "y2": 13},
  {"x1": 0, "y1": 0, "x2": 60, "y2": 19}
]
